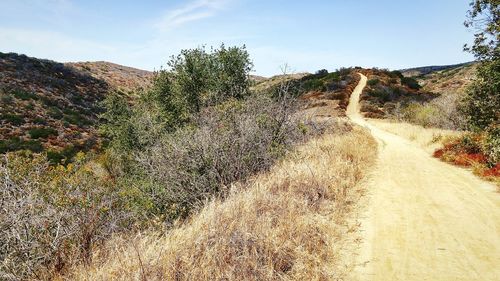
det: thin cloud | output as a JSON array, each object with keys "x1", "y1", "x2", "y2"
[{"x1": 155, "y1": 0, "x2": 230, "y2": 31}]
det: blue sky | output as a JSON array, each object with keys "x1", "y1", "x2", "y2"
[{"x1": 0, "y1": 0, "x2": 474, "y2": 76}]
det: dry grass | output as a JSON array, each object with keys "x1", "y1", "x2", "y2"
[
  {"x1": 368, "y1": 118, "x2": 462, "y2": 153},
  {"x1": 64, "y1": 127, "x2": 377, "y2": 281}
]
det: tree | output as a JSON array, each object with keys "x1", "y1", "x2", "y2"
[
  {"x1": 100, "y1": 44, "x2": 253, "y2": 156},
  {"x1": 462, "y1": 0, "x2": 499, "y2": 130},
  {"x1": 464, "y1": 0, "x2": 499, "y2": 61}
]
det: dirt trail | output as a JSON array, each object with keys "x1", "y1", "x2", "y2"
[{"x1": 347, "y1": 74, "x2": 500, "y2": 280}]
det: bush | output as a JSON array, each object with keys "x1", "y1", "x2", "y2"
[
  {"x1": 0, "y1": 152, "x2": 137, "y2": 280},
  {"x1": 48, "y1": 106, "x2": 63, "y2": 119},
  {"x1": 128, "y1": 93, "x2": 313, "y2": 221},
  {"x1": 399, "y1": 94, "x2": 466, "y2": 130},
  {"x1": 401, "y1": 76, "x2": 421, "y2": 90},
  {"x1": 461, "y1": 60, "x2": 499, "y2": 130},
  {"x1": 482, "y1": 125, "x2": 500, "y2": 165},
  {"x1": 0, "y1": 113, "x2": 24, "y2": 125},
  {"x1": 0, "y1": 137, "x2": 43, "y2": 153},
  {"x1": 28, "y1": 127, "x2": 58, "y2": 139},
  {"x1": 63, "y1": 109, "x2": 91, "y2": 126},
  {"x1": 367, "y1": 78, "x2": 380, "y2": 86},
  {"x1": 11, "y1": 89, "x2": 38, "y2": 100}
]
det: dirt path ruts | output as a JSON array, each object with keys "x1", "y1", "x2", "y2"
[{"x1": 347, "y1": 74, "x2": 500, "y2": 281}]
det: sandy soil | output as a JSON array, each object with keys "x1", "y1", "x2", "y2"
[{"x1": 347, "y1": 74, "x2": 500, "y2": 280}]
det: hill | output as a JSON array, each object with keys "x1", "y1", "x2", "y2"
[
  {"x1": 0, "y1": 52, "x2": 152, "y2": 161},
  {"x1": 413, "y1": 62, "x2": 478, "y2": 96},
  {"x1": 356, "y1": 68, "x2": 437, "y2": 118},
  {"x1": 399, "y1": 62, "x2": 474, "y2": 77},
  {"x1": 67, "y1": 61, "x2": 153, "y2": 94}
]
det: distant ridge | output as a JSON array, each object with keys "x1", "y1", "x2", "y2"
[{"x1": 400, "y1": 62, "x2": 475, "y2": 77}]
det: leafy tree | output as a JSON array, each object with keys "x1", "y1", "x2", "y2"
[
  {"x1": 464, "y1": 0, "x2": 499, "y2": 61},
  {"x1": 100, "y1": 44, "x2": 253, "y2": 162},
  {"x1": 462, "y1": 0, "x2": 499, "y2": 130}
]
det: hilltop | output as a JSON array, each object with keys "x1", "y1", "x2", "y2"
[{"x1": 0, "y1": 52, "x2": 152, "y2": 161}]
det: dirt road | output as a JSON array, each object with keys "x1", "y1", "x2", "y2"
[{"x1": 347, "y1": 74, "x2": 500, "y2": 280}]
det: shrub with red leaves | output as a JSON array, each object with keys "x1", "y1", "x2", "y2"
[{"x1": 483, "y1": 164, "x2": 500, "y2": 177}]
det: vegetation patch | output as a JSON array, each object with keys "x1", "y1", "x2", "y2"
[
  {"x1": 11, "y1": 89, "x2": 38, "y2": 100},
  {"x1": 0, "y1": 113, "x2": 24, "y2": 125},
  {"x1": 28, "y1": 127, "x2": 58, "y2": 139},
  {"x1": 0, "y1": 137, "x2": 43, "y2": 153}
]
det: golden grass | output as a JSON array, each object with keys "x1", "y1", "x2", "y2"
[
  {"x1": 368, "y1": 118, "x2": 462, "y2": 153},
  {"x1": 65, "y1": 127, "x2": 377, "y2": 281}
]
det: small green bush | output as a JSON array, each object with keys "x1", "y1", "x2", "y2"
[
  {"x1": 368, "y1": 89, "x2": 390, "y2": 102},
  {"x1": 28, "y1": 127, "x2": 58, "y2": 139},
  {"x1": 401, "y1": 77, "x2": 421, "y2": 90},
  {"x1": 1, "y1": 113, "x2": 24, "y2": 125},
  {"x1": 63, "y1": 109, "x2": 91, "y2": 126},
  {"x1": 11, "y1": 89, "x2": 38, "y2": 100},
  {"x1": 0, "y1": 137, "x2": 43, "y2": 153},
  {"x1": 48, "y1": 106, "x2": 63, "y2": 119},
  {"x1": 482, "y1": 125, "x2": 500, "y2": 165},
  {"x1": 367, "y1": 78, "x2": 380, "y2": 86},
  {"x1": 46, "y1": 145, "x2": 78, "y2": 165}
]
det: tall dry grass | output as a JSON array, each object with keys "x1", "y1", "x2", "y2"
[
  {"x1": 368, "y1": 118, "x2": 462, "y2": 153},
  {"x1": 65, "y1": 126, "x2": 376, "y2": 281}
]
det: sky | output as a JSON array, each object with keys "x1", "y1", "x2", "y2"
[{"x1": 0, "y1": 0, "x2": 475, "y2": 76}]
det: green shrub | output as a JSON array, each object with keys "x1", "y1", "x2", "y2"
[
  {"x1": 367, "y1": 78, "x2": 380, "y2": 86},
  {"x1": 28, "y1": 127, "x2": 58, "y2": 139},
  {"x1": 315, "y1": 69, "x2": 329, "y2": 76},
  {"x1": 46, "y1": 146, "x2": 78, "y2": 165},
  {"x1": 48, "y1": 106, "x2": 63, "y2": 119},
  {"x1": 34, "y1": 117, "x2": 47, "y2": 125},
  {"x1": 0, "y1": 137, "x2": 43, "y2": 153},
  {"x1": 302, "y1": 79, "x2": 325, "y2": 92},
  {"x1": 132, "y1": 94, "x2": 313, "y2": 221},
  {"x1": 11, "y1": 89, "x2": 38, "y2": 100},
  {"x1": 368, "y1": 89, "x2": 390, "y2": 102},
  {"x1": 401, "y1": 77, "x2": 421, "y2": 90},
  {"x1": 389, "y1": 70, "x2": 404, "y2": 79},
  {"x1": 461, "y1": 60, "x2": 499, "y2": 130},
  {"x1": 1, "y1": 113, "x2": 24, "y2": 125},
  {"x1": 482, "y1": 125, "x2": 500, "y2": 165},
  {"x1": 63, "y1": 109, "x2": 91, "y2": 126}
]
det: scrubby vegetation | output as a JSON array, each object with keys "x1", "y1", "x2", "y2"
[
  {"x1": 0, "y1": 52, "x2": 153, "y2": 164},
  {"x1": 430, "y1": 0, "x2": 499, "y2": 183},
  {"x1": 67, "y1": 126, "x2": 377, "y2": 281},
  {"x1": 357, "y1": 68, "x2": 437, "y2": 119},
  {"x1": 1, "y1": 45, "x2": 369, "y2": 280}
]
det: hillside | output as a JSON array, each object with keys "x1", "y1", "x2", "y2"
[
  {"x1": 0, "y1": 52, "x2": 152, "y2": 161},
  {"x1": 356, "y1": 68, "x2": 437, "y2": 118},
  {"x1": 413, "y1": 62, "x2": 478, "y2": 96},
  {"x1": 253, "y1": 69, "x2": 361, "y2": 118},
  {"x1": 400, "y1": 62, "x2": 474, "y2": 77},
  {"x1": 68, "y1": 61, "x2": 153, "y2": 95}
]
